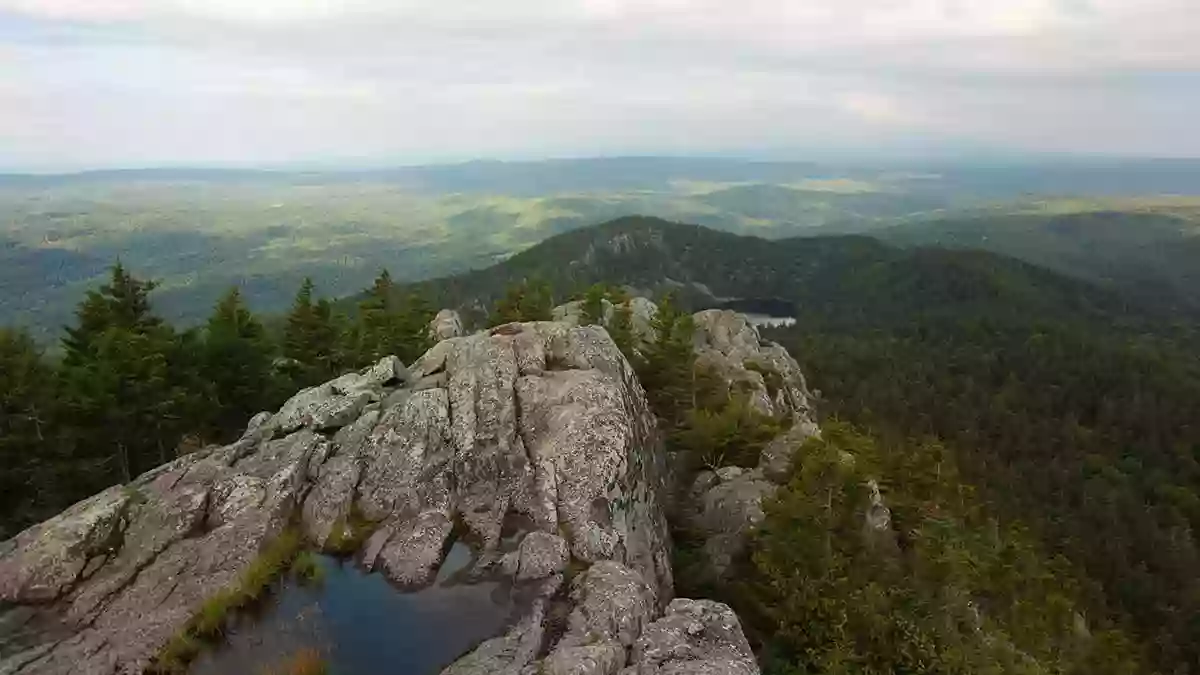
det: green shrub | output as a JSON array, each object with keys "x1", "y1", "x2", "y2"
[{"x1": 672, "y1": 395, "x2": 788, "y2": 471}]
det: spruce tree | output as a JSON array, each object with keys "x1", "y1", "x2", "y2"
[
  {"x1": 489, "y1": 279, "x2": 553, "y2": 326},
  {"x1": 581, "y1": 284, "x2": 607, "y2": 326},
  {"x1": 283, "y1": 278, "x2": 343, "y2": 386},
  {"x1": 0, "y1": 329, "x2": 64, "y2": 536},
  {"x1": 60, "y1": 263, "x2": 187, "y2": 483},
  {"x1": 204, "y1": 287, "x2": 276, "y2": 438},
  {"x1": 355, "y1": 269, "x2": 397, "y2": 365},
  {"x1": 637, "y1": 294, "x2": 697, "y2": 433}
]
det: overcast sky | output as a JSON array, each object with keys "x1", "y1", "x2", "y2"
[{"x1": 0, "y1": 0, "x2": 1196, "y2": 170}]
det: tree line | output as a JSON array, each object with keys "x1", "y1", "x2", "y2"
[
  {"x1": 0, "y1": 264, "x2": 435, "y2": 538},
  {"x1": 769, "y1": 311, "x2": 1200, "y2": 674}
]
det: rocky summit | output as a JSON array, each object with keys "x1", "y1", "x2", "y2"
[{"x1": 0, "y1": 301, "x2": 821, "y2": 675}]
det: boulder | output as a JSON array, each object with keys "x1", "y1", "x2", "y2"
[
  {"x1": 690, "y1": 471, "x2": 775, "y2": 579},
  {"x1": 507, "y1": 532, "x2": 569, "y2": 580},
  {"x1": 691, "y1": 309, "x2": 814, "y2": 419},
  {"x1": 757, "y1": 418, "x2": 820, "y2": 482},
  {"x1": 623, "y1": 599, "x2": 760, "y2": 675},
  {"x1": 430, "y1": 309, "x2": 465, "y2": 341}
]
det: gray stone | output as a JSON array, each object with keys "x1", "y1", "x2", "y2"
[
  {"x1": 0, "y1": 486, "x2": 130, "y2": 604},
  {"x1": 514, "y1": 532, "x2": 569, "y2": 580},
  {"x1": 329, "y1": 355, "x2": 405, "y2": 397},
  {"x1": 430, "y1": 309, "x2": 465, "y2": 341},
  {"x1": 370, "y1": 510, "x2": 454, "y2": 588},
  {"x1": 690, "y1": 471, "x2": 775, "y2": 579},
  {"x1": 274, "y1": 385, "x2": 370, "y2": 434},
  {"x1": 757, "y1": 419, "x2": 819, "y2": 483},
  {"x1": 715, "y1": 466, "x2": 744, "y2": 482},
  {"x1": 241, "y1": 411, "x2": 275, "y2": 441},
  {"x1": 628, "y1": 297, "x2": 658, "y2": 345},
  {"x1": 542, "y1": 642, "x2": 627, "y2": 675},
  {"x1": 623, "y1": 599, "x2": 759, "y2": 675},
  {"x1": 552, "y1": 299, "x2": 614, "y2": 327},
  {"x1": 691, "y1": 309, "x2": 815, "y2": 420},
  {"x1": 560, "y1": 561, "x2": 656, "y2": 649},
  {"x1": 302, "y1": 453, "x2": 361, "y2": 547}
]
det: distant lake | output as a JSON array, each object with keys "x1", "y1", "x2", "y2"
[
  {"x1": 190, "y1": 544, "x2": 513, "y2": 675},
  {"x1": 743, "y1": 313, "x2": 797, "y2": 328}
]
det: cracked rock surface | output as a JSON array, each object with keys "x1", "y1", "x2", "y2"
[{"x1": 1, "y1": 309, "x2": 768, "y2": 675}]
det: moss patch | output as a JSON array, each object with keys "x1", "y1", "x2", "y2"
[{"x1": 323, "y1": 506, "x2": 376, "y2": 556}]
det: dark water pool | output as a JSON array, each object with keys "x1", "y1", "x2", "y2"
[{"x1": 190, "y1": 544, "x2": 514, "y2": 675}]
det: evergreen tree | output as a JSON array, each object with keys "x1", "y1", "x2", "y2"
[
  {"x1": 0, "y1": 329, "x2": 64, "y2": 536},
  {"x1": 283, "y1": 278, "x2": 343, "y2": 386},
  {"x1": 355, "y1": 269, "x2": 398, "y2": 365},
  {"x1": 637, "y1": 294, "x2": 697, "y2": 432},
  {"x1": 203, "y1": 287, "x2": 277, "y2": 438},
  {"x1": 350, "y1": 270, "x2": 434, "y2": 366},
  {"x1": 489, "y1": 279, "x2": 553, "y2": 326},
  {"x1": 59, "y1": 263, "x2": 187, "y2": 483},
  {"x1": 580, "y1": 284, "x2": 608, "y2": 326},
  {"x1": 62, "y1": 262, "x2": 162, "y2": 365}
]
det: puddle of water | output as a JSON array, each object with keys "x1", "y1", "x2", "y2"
[{"x1": 189, "y1": 544, "x2": 513, "y2": 675}]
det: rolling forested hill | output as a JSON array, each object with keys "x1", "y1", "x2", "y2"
[
  {"x1": 404, "y1": 216, "x2": 1200, "y2": 673},
  {"x1": 5, "y1": 212, "x2": 1200, "y2": 673},
  {"x1": 880, "y1": 209, "x2": 1200, "y2": 311}
]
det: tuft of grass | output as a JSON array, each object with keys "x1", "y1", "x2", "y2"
[
  {"x1": 323, "y1": 506, "x2": 376, "y2": 556},
  {"x1": 291, "y1": 551, "x2": 325, "y2": 585},
  {"x1": 150, "y1": 527, "x2": 307, "y2": 674},
  {"x1": 259, "y1": 648, "x2": 328, "y2": 675}
]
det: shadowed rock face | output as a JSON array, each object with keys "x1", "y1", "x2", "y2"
[{"x1": 0, "y1": 310, "x2": 762, "y2": 675}]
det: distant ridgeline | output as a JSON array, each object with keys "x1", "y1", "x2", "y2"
[{"x1": 2, "y1": 215, "x2": 1200, "y2": 673}]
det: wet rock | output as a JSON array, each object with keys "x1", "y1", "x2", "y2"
[
  {"x1": 368, "y1": 510, "x2": 454, "y2": 588},
  {"x1": 441, "y1": 598, "x2": 547, "y2": 675}
]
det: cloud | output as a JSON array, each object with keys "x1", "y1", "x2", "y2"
[{"x1": 0, "y1": 0, "x2": 1196, "y2": 168}]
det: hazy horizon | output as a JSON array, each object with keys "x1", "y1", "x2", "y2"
[{"x1": 2, "y1": 0, "x2": 1198, "y2": 171}]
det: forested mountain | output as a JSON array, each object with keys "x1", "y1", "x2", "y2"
[
  {"x1": 402, "y1": 215, "x2": 1178, "y2": 329},
  {"x1": 5, "y1": 214, "x2": 1200, "y2": 674},
  {"x1": 399, "y1": 216, "x2": 1200, "y2": 673},
  {"x1": 880, "y1": 209, "x2": 1200, "y2": 311}
]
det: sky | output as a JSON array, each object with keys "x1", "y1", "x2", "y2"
[{"x1": 0, "y1": 0, "x2": 1197, "y2": 170}]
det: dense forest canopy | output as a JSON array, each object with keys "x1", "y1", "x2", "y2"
[{"x1": 3, "y1": 215, "x2": 1200, "y2": 674}]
